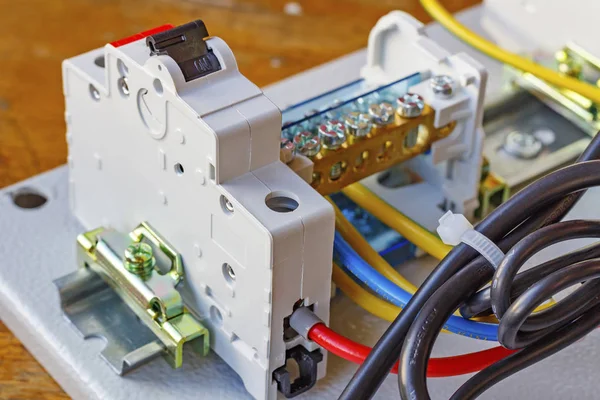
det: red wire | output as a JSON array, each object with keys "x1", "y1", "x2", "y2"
[{"x1": 308, "y1": 323, "x2": 517, "y2": 377}]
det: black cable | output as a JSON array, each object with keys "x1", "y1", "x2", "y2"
[
  {"x1": 460, "y1": 242, "x2": 600, "y2": 318},
  {"x1": 398, "y1": 222, "x2": 600, "y2": 399},
  {"x1": 491, "y1": 221, "x2": 600, "y2": 323},
  {"x1": 496, "y1": 256, "x2": 600, "y2": 349},
  {"x1": 398, "y1": 256, "x2": 493, "y2": 400},
  {"x1": 339, "y1": 133, "x2": 600, "y2": 400},
  {"x1": 451, "y1": 298, "x2": 600, "y2": 400}
]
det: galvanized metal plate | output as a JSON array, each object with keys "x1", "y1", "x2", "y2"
[
  {"x1": 55, "y1": 267, "x2": 165, "y2": 375},
  {"x1": 4, "y1": 166, "x2": 600, "y2": 399}
]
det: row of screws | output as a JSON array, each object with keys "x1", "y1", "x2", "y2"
[
  {"x1": 282, "y1": 93, "x2": 425, "y2": 161},
  {"x1": 280, "y1": 75, "x2": 455, "y2": 163}
]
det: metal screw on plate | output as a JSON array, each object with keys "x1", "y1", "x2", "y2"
[
  {"x1": 318, "y1": 120, "x2": 346, "y2": 150},
  {"x1": 368, "y1": 102, "x2": 394, "y2": 125},
  {"x1": 503, "y1": 131, "x2": 543, "y2": 159},
  {"x1": 397, "y1": 93, "x2": 425, "y2": 148},
  {"x1": 344, "y1": 112, "x2": 372, "y2": 139},
  {"x1": 293, "y1": 130, "x2": 321, "y2": 157},
  {"x1": 124, "y1": 242, "x2": 156, "y2": 281},
  {"x1": 430, "y1": 75, "x2": 455, "y2": 99},
  {"x1": 280, "y1": 137, "x2": 296, "y2": 164}
]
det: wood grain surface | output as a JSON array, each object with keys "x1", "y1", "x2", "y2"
[{"x1": 0, "y1": 0, "x2": 478, "y2": 397}]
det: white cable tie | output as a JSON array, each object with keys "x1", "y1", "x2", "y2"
[{"x1": 437, "y1": 211, "x2": 505, "y2": 268}]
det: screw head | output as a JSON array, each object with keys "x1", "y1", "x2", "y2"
[
  {"x1": 397, "y1": 93, "x2": 425, "y2": 118},
  {"x1": 293, "y1": 130, "x2": 321, "y2": 157},
  {"x1": 124, "y1": 242, "x2": 156, "y2": 280},
  {"x1": 319, "y1": 120, "x2": 346, "y2": 150},
  {"x1": 369, "y1": 101, "x2": 395, "y2": 125},
  {"x1": 368, "y1": 102, "x2": 395, "y2": 125},
  {"x1": 280, "y1": 137, "x2": 296, "y2": 164},
  {"x1": 430, "y1": 75, "x2": 454, "y2": 99},
  {"x1": 344, "y1": 112, "x2": 372, "y2": 138},
  {"x1": 503, "y1": 131, "x2": 543, "y2": 159}
]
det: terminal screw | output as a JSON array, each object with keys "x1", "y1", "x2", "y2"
[
  {"x1": 430, "y1": 75, "x2": 455, "y2": 99},
  {"x1": 319, "y1": 120, "x2": 346, "y2": 150},
  {"x1": 344, "y1": 112, "x2": 372, "y2": 139},
  {"x1": 124, "y1": 242, "x2": 156, "y2": 281},
  {"x1": 280, "y1": 137, "x2": 296, "y2": 164},
  {"x1": 397, "y1": 93, "x2": 425, "y2": 148},
  {"x1": 397, "y1": 93, "x2": 425, "y2": 118},
  {"x1": 293, "y1": 130, "x2": 321, "y2": 157},
  {"x1": 368, "y1": 102, "x2": 395, "y2": 125}
]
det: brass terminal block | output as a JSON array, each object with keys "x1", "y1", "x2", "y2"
[{"x1": 310, "y1": 104, "x2": 455, "y2": 195}]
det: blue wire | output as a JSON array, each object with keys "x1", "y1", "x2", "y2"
[{"x1": 333, "y1": 232, "x2": 498, "y2": 341}]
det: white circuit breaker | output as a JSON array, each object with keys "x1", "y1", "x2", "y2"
[
  {"x1": 63, "y1": 20, "x2": 333, "y2": 399},
  {"x1": 60, "y1": 12, "x2": 486, "y2": 399}
]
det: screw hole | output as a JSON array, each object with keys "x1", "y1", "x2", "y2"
[
  {"x1": 150, "y1": 301, "x2": 163, "y2": 319},
  {"x1": 210, "y1": 306, "x2": 223, "y2": 326},
  {"x1": 153, "y1": 78, "x2": 164, "y2": 95},
  {"x1": 222, "y1": 263, "x2": 236, "y2": 286},
  {"x1": 158, "y1": 65, "x2": 162, "y2": 71},
  {"x1": 118, "y1": 77, "x2": 130, "y2": 96},
  {"x1": 89, "y1": 84, "x2": 100, "y2": 101},
  {"x1": 94, "y1": 55, "x2": 105, "y2": 68},
  {"x1": 220, "y1": 195, "x2": 234, "y2": 214},
  {"x1": 265, "y1": 192, "x2": 299, "y2": 213},
  {"x1": 12, "y1": 189, "x2": 47, "y2": 209},
  {"x1": 174, "y1": 163, "x2": 184, "y2": 175}
]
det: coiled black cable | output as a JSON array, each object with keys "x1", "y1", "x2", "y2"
[
  {"x1": 339, "y1": 132, "x2": 600, "y2": 400},
  {"x1": 460, "y1": 242, "x2": 600, "y2": 318},
  {"x1": 399, "y1": 218, "x2": 600, "y2": 399},
  {"x1": 492, "y1": 220, "x2": 600, "y2": 349},
  {"x1": 451, "y1": 298, "x2": 600, "y2": 400}
]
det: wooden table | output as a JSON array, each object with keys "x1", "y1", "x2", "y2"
[{"x1": 0, "y1": 0, "x2": 477, "y2": 397}]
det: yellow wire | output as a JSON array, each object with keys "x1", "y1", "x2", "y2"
[
  {"x1": 332, "y1": 262, "x2": 401, "y2": 322},
  {"x1": 328, "y1": 198, "x2": 418, "y2": 293},
  {"x1": 341, "y1": 184, "x2": 452, "y2": 260},
  {"x1": 332, "y1": 186, "x2": 554, "y2": 321},
  {"x1": 420, "y1": 0, "x2": 600, "y2": 104},
  {"x1": 329, "y1": 196, "x2": 499, "y2": 324}
]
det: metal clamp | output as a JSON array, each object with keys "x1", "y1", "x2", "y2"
[{"x1": 56, "y1": 222, "x2": 209, "y2": 374}]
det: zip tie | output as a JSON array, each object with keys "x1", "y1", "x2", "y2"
[{"x1": 437, "y1": 211, "x2": 505, "y2": 268}]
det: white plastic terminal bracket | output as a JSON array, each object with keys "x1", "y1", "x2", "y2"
[
  {"x1": 437, "y1": 211, "x2": 504, "y2": 267},
  {"x1": 360, "y1": 11, "x2": 487, "y2": 221}
]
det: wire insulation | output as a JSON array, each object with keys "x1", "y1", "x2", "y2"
[
  {"x1": 334, "y1": 232, "x2": 499, "y2": 340},
  {"x1": 342, "y1": 184, "x2": 452, "y2": 260},
  {"x1": 307, "y1": 323, "x2": 516, "y2": 377}
]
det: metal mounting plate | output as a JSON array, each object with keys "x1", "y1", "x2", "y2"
[{"x1": 4, "y1": 167, "x2": 600, "y2": 400}]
